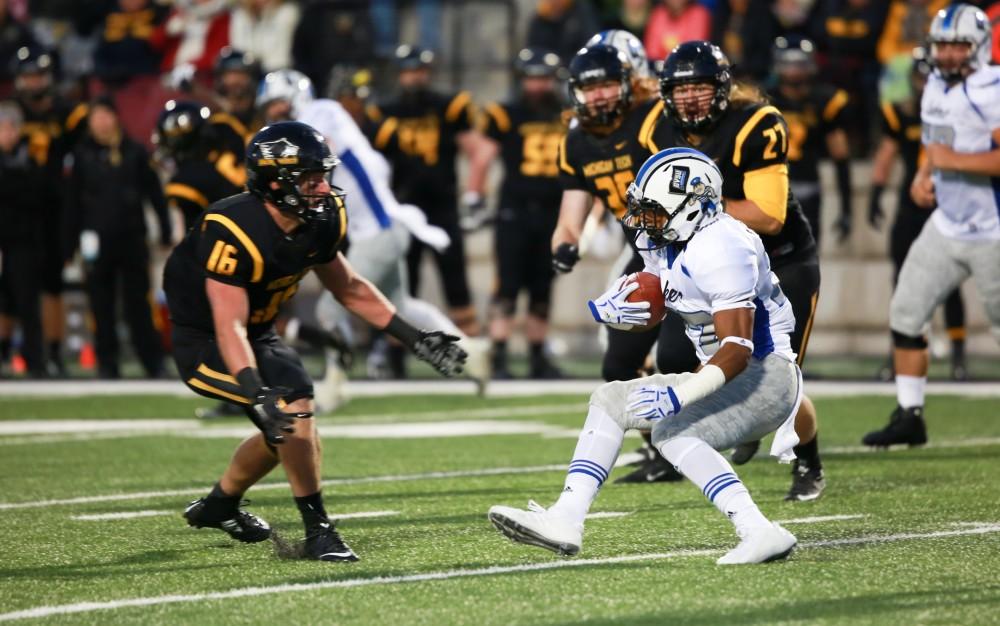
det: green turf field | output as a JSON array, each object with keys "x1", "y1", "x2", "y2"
[{"x1": 1, "y1": 393, "x2": 999, "y2": 625}]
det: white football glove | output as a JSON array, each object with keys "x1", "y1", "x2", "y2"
[
  {"x1": 626, "y1": 385, "x2": 682, "y2": 422},
  {"x1": 588, "y1": 275, "x2": 651, "y2": 328}
]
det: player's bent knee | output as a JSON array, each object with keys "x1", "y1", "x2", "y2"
[
  {"x1": 653, "y1": 434, "x2": 704, "y2": 467},
  {"x1": 891, "y1": 329, "x2": 928, "y2": 350}
]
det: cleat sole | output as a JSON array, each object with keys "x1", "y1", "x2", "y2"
[{"x1": 488, "y1": 511, "x2": 579, "y2": 557}]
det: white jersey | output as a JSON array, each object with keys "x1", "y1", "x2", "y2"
[
  {"x1": 639, "y1": 214, "x2": 797, "y2": 364},
  {"x1": 921, "y1": 66, "x2": 1000, "y2": 240}
]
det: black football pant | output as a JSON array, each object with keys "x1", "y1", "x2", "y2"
[
  {"x1": 84, "y1": 237, "x2": 164, "y2": 378},
  {"x1": 406, "y1": 208, "x2": 473, "y2": 308},
  {"x1": 0, "y1": 242, "x2": 45, "y2": 374}
]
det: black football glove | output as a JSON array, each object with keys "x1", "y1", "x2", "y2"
[
  {"x1": 552, "y1": 243, "x2": 580, "y2": 274},
  {"x1": 250, "y1": 386, "x2": 311, "y2": 445},
  {"x1": 413, "y1": 331, "x2": 467, "y2": 377},
  {"x1": 868, "y1": 185, "x2": 885, "y2": 230}
]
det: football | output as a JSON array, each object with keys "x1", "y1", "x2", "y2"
[{"x1": 624, "y1": 271, "x2": 666, "y2": 330}]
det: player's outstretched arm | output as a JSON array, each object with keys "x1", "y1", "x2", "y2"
[
  {"x1": 551, "y1": 189, "x2": 593, "y2": 273},
  {"x1": 314, "y1": 254, "x2": 467, "y2": 377}
]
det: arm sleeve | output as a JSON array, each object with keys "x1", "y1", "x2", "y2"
[
  {"x1": 820, "y1": 89, "x2": 851, "y2": 133},
  {"x1": 736, "y1": 108, "x2": 791, "y2": 223},
  {"x1": 196, "y1": 217, "x2": 256, "y2": 287},
  {"x1": 482, "y1": 103, "x2": 510, "y2": 142},
  {"x1": 445, "y1": 91, "x2": 476, "y2": 132},
  {"x1": 879, "y1": 101, "x2": 902, "y2": 138},
  {"x1": 689, "y1": 236, "x2": 759, "y2": 313}
]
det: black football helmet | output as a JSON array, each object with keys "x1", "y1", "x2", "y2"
[
  {"x1": 394, "y1": 44, "x2": 435, "y2": 71},
  {"x1": 659, "y1": 41, "x2": 732, "y2": 132},
  {"x1": 567, "y1": 44, "x2": 633, "y2": 128},
  {"x1": 214, "y1": 47, "x2": 261, "y2": 80},
  {"x1": 12, "y1": 45, "x2": 57, "y2": 101},
  {"x1": 515, "y1": 47, "x2": 561, "y2": 78},
  {"x1": 246, "y1": 121, "x2": 343, "y2": 222},
  {"x1": 152, "y1": 100, "x2": 211, "y2": 160},
  {"x1": 773, "y1": 36, "x2": 817, "y2": 75}
]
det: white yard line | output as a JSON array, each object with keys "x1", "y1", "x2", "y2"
[
  {"x1": 774, "y1": 514, "x2": 866, "y2": 525},
  {"x1": 2, "y1": 379, "x2": 1000, "y2": 398},
  {"x1": 68, "y1": 510, "x2": 400, "y2": 522},
  {"x1": 586, "y1": 512, "x2": 632, "y2": 519},
  {"x1": 1, "y1": 523, "x2": 997, "y2": 623}
]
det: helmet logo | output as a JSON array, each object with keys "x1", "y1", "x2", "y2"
[
  {"x1": 257, "y1": 138, "x2": 300, "y2": 166},
  {"x1": 669, "y1": 165, "x2": 689, "y2": 193}
]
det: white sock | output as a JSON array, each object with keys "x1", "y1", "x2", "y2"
[
  {"x1": 658, "y1": 436, "x2": 770, "y2": 532},
  {"x1": 548, "y1": 404, "x2": 624, "y2": 525},
  {"x1": 896, "y1": 374, "x2": 926, "y2": 409}
]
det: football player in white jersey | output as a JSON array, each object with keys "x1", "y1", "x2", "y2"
[
  {"x1": 255, "y1": 70, "x2": 491, "y2": 403},
  {"x1": 863, "y1": 5, "x2": 1000, "y2": 447},
  {"x1": 489, "y1": 148, "x2": 801, "y2": 564}
]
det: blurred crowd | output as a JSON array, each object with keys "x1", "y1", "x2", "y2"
[{"x1": 0, "y1": 0, "x2": 990, "y2": 380}]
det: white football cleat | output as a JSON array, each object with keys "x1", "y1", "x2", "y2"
[
  {"x1": 462, "y1": 337, "x2": 491, "y2": 397},
  {"x1": 717, "y1": 523, "x2": 797, "y2": 565},
  {"x1": 488, "y1": 501, "x2": 583, "y2": 556}
]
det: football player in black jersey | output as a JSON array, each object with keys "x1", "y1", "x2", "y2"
[
  {"x1": 869, "y1": 47, "x2": 966, "y2": 381},
  {"x1": 644, "y1": 41, "x2": 826, "y2": 501},
  {"x1": 768, "y1": 36, "x2": 854, "y2": 248},
  {"x1": 469, "y1": 47, "x2": 566, "y2": 379},
  {"x1": 368, "y1": 45, "x2": 483, "y2": 339},
  {"x1": 208, "y1": 47, "x2": 260, "y2": 154},
  {"x1": 164, "y1": 121, "x2": 467, "y2": 562},
  {"x1": 11, "y1": 45, "x2": 88, "y2": 377},
  {"x1": 153, "y1": 100, "x2": 244, "y2": 231}
]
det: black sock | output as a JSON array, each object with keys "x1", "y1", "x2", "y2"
[
  {"x1": 295, "y1": 491, "x2": 329, "y2": 532},
  {"x1": 529, "y1": 342, "x2": 544, "y2": 359},
  {"x1": 200, "y1": 483, "x2": 241, "y2": 521},
  {"x1": 793, "y1": 435, "x2": 822, "y2": 471},
  {"x1": 0, "y1": 338, "x2": 10, "y2": 362},
  {"x1": 492, "y1": 341, "x2": 508, "y2": 369},
  {"x1": 48, "y1": 341, "x2": 62, "y2": 363},
  {"x1": 951, "y1": 338, "x2": 965, "y2": 362}
]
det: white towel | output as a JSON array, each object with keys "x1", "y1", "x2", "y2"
[{"x1": 769, "y1": 362, "x2": 803, "y2": 463}]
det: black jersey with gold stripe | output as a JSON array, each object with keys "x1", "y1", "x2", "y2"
[
  {"x1": 18, "y1": 99, "x2": 88, "y2": 169},
  {"x1": 644, "y1": 102, "x2": 816, "y2": 267},
  {"x1": 167, "y1": 153, "x2": 245, "y2": 229},
  {"x1": 481, "y1": 98, "x2": 565, "y2": 209},
  {"x1": 163, "y1": 191, "x2": 347, "y2": 338},
  {"x1": 879, "y1": 99, "x2": 923, "y2": 213},
  {"x1": 368, "y1": 89, "x2": 476, "y2": 205},
  {"x1": 558, "y1": 98, "x2": 661, "y2": 219},
  {"x1": 769, "y1": 84, "x2": 849, "y2": 184}
]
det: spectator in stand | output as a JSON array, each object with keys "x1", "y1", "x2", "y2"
[
  {"x1": 816, "y1": 0, "x2": 890, "y2": 154},
  {"x1": 739, "y1": 0, "x2": 824, "y2": 82},
  {"x1": 93, "y1": 0, "x2": 166, "y2": 85},
  {"x1": 527, "y1": 0, "x2": 601, "y2": 63},
  {"x1": 371, "y1": 0, "x2": 442, "y2": 60},
  {"x1": 877, "y1": 0, "x2": 948, "y2": 65},
  {"x1": 63, "y1": 97, "x2": 171, "y2": 379},
  {"x1": 293, "y1": 0, "x2": 374, "y2": 96},
  {"x1": 599, "y1": 0, "x2": 652, "y2": 37},
  {"x1": 644, "y1": 0, "x2": 712, "y2": 60},
  {"x1": 229, "y1": 0, "x2": 300, "y2": 73},
  {"x1": 0, "y1": 0, "x2": 36, "y2": 95},
  {"x1": 711, "y1": 0, "x2": 750, "y2": 75},
  {"x1": 0, "y1": 101, "x2": 47, "y2": 377},
  {"x1": 151, "y1": 0, "x2": 232, "y2": 83}
]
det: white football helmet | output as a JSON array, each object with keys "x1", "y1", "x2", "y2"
[
  {"x1": 587, "y1": 29, "x2": 653, "y2": 79},
  {"x1": 256, "y1": 69, "x2": 315, "y2": 118},
  {"x1": 927, "y1": 3, "x2": 991, "y2": 81},
  {"x1": 624, "y1": 147, "x2": 722, "y2": 248}
]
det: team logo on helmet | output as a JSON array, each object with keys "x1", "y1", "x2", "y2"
[{"x1": 257, "y1": 138, "x2": 300, "y2": 165}]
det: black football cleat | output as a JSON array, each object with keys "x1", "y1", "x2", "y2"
[
  {"x1": 304, "y1": 522, "x2": 359, "y2": 562},
  {"x1": 784, "y1": 461, "x2": 826, "y2": 502},
  {"x1": 183, "y1": 498, "x2": 272, "y2": 543},
  {"x1": 730, "y1": 439, "x2": 761, "y2": 466},
  {"x1": 862, "y1": 405, "x2": 928, "y2": 448},
  {"x1": 614, "y1": 454, "x2": 684, "y2": 484}
]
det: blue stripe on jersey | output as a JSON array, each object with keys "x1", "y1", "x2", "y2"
[
  {"x1": 680, "y1": 264, "x2": 691, "y2": 278},
  {"x1": 751, "y1": 297, "x2": 775, "y2": 360},
  {"x1": 340, "y1": 149, "x2": 391, "y2": 229},
  {"x1": 963, "y1": 82, "x2": 986, "y2": 121}
]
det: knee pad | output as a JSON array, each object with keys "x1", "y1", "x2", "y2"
[
  {"x1": 589, "y1": 381, "x2": 635, "y2": 430},
  {"x1": 891, "y1": 329, "x2": 928, "y2": 350}
]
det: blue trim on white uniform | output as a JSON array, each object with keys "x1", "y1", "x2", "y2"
[
  {"x1": 963, "y1": 82, "x2": 986, "y2": 121},
  {"x1": 340, "y1": 149, "x2": 391, "y2": 229},
  {"x1": 751, "y1": 297, "x2": 775, "y2": 359},
  {"x1": 942, "y1": 3, "x2": 960, "y2": 28}
]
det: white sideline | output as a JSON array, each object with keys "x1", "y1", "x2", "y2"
[
  {"x1": 1, "y1": 523, "x2": 997, "y2": 623},
  {"x1": 586, "y1": 512, "x2": 632, "y2": 519},
  {"x1": 2, "y1": 379, "x2": 1000, "y2": 398},
  {"x1": 775, "y1": 514, "x2": 866, "y2": 525},
  {"x1": 69, "y1": 510, "x2": 400, "y2": 522}
]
